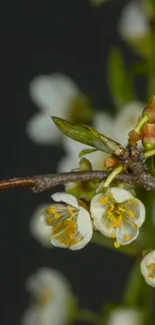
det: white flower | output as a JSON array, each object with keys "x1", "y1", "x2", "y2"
[
  {"x1": 26, "y1": 73, "x2": 80, "y2": 144},
  {"x1": 41, "y1": 192, "x2": 93, "y2": 250},
  {"x1": 118, "y1": 0, "x2": 150, "y2": 40},
  {"x1": 57, "y1": 112, "x2": 114, "y2": 172},
  {"x1": 29, "y1": 204, "x2": 53, "y2": 247},
  {"x1": 107, "y1": 307, "x2": 143, "y2": 325},
  {"x1": 90, "y1": 187, "x2": 145, "y2": 248},
  {"x1": 21, "y1": 268, "x2": 72, "y2": 325},
  {"x1": 140, "y1": 250, "x2": 155, "y2": 287},
  {"x1": 113, "y1": 102, "x2": 144, "y2": 146}
]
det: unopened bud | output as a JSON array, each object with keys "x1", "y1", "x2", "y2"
[
  {"x1": 141, "y1": 123, "x2": 155, "y2": 150},
  {"x1": 143, "y1": 96, "x2": 155, "y2": 123}
]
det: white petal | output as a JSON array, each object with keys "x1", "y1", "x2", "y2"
[
  {"x1": 57, "y1": 154, "x2": 79, "y2": 172},
  {"x1": 93, "y1": 112, "x2": 114, "y2": 137},
  {"x1": 116, "y1": 220, "x2": 139, "y2": 245},
  {"x1": 124, "y1": 198, "x2": 145, "y2": 227},
  {"x1": 51, "y1": 192, "x2": 79, "y2": 208},
  {"x1": 93, "y1": 215, "x2": 115, "y2": 238},
  {"x1": 29, "y1": 73, "x2": 79, "y2": 115},
  {"x1": 70, "y1": 206, "x2": 93, "y2": 250},
  {"x1": 21, "y1": 307, "x2": 38, "y2": 325},
  {"x1": 140, "y1": 250, "x2": 155, "y2": 287},
  {"x1": 63, "y1": 136, "x2": 89, "y2": 155},
  {"x1": 30, "y1": 204, "x2": 52, "y2": 247},
  {"x1": 26, "y1": 267, "x2": 71, "y2": 300},
  {"x1": 107, "y1": 307, "x2": 143, "y2": 325},
  {"x1": 113, "y1": 102, "x2": 144, "y2": 146},
  {"x1": 90, "y1": 193, "x2": 108, "y2": 219},
  {"x1": 109, "y1": 187, "x2": 134, "y2": 202},
  {"x1": 118, "y1": 0, "x2": 150, "y2": 39},
  {"x1": 26, "y1": 113, "x2": 60, "y2": 144},
  {"x1": 86, "y1": 150, "x2": 107, "y2": 170}
]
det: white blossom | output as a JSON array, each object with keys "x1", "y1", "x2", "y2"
[
  {"x1": 57, "y1": 112, "x2": 114, "y2": 172},
  {"x1": 29, "y1": 204, "x2": 53, "y2": 247},
  {"x1": 107, "y1": 307, "x2": 143, "y2": 325},
  {"x1": 21, "y1": 268, "x2": 72, "y2": 325},
  {"x1": 118, "y1": 0, "x2": 150, "y2": 40},
  {"x1": 90, "y1": 187, "x2": 145, "y2": 248},
  {"x1": 140, "y1": 250, "x2": 155, "y2": 287},
  {"x1": 26, "y1": 73, "x2": 80, "y2": 144},
  {"x1": 113, "y1": 102, "x2": 144, "y2": 146},
  {"x1": 41, "y1": 192, "x2": 93, "y2": 250}
]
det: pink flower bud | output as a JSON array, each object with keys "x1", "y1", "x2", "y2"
[
  {"x1": 141, "y1": 123, "x2": 155, "y2": 150},
  {"x1": 143, "y1": 96, "x2": 155, "y2": 123}
]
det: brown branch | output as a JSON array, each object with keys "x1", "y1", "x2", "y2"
[
  {"x1": 0, "y1": 170, "x2": 155, "y2": 193},
  {"x1": 0, "y1": 177, "x2": 35, "y2": 190}
]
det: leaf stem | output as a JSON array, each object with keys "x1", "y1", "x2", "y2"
[
  {"x1": 103, "y1": 165, "x2": 123, "y2": 187},
  {"x1": 144, "y1": 149, "x2": 155, "y2": 160},
  {"x1": 134, "y1": 115, "x2": 149, "y2": 133}
]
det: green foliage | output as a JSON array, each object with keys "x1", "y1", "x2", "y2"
[
  {"x1": 79, "y1": 148, "x2": 98, "y2": 158},
  {"x1": 107, "y1": 46, "x2": 135, "y2": 108},
  {"x1": 52, "y1": 116, "x2": 125, "y2": 156}
]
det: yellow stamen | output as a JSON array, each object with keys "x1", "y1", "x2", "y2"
[
  {"x1": 99, "y1": 196, "x2": 109, "y2": 204},
  {"x1": 47, "y1": 206, "x2": 57, "y2": 214},
  {"x1": 124, "y1": 234, "x2": 131, "y2": 241},
  {"x1": 111, "y1": 232, "x2": 116, "y2": 239},
  {"x1": 114, "y1": 241, "x2": 121, "y2": 248},
  {"x1": 147, "y1": 263, "x2": 155, "y2": 278}
]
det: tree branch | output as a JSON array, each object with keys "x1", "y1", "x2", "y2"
[{"x1": 0, "y1": 170, "x2": 155, "y2": 193}]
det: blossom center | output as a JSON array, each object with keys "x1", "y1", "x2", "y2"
[
  {"x1": 99, "y1": 194, "x2": 136, "y2": 229},
  {"x1": 45, "y1": 204, "x2": 83, "y2": 246},
  {"x1": 147, "y1": 263, "x2": 155, "y2": 278},
  {"x1": 39, "y1": 289, "x2": 52, "y2": 306}
]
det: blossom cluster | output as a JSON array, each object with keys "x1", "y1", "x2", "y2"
[{"x1": 37, "y1": 188, "x2": 145, "y2": 251}]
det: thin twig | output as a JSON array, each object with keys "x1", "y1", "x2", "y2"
[{"x1": 0, "y1": 170, "x2": 155, "y2": 193}]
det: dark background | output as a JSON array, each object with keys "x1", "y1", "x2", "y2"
[{"x1": 1, "y1": 1, "x2": 141, "y2": 324}]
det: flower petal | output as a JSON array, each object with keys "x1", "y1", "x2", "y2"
[
  {"x1": 110, "y1": 187, "x2": 134, "y2": 202},
  {"x1": 124, "y1": 198, "x2": 145, "y2": 227},
  {"x1": 113, "y1": 102, "x2": 144, "y2": 146},
  {"x1": 93, "y1": 215, "x2": 115, "y2": 238},
  {"x1": 90, "y1": 193, "x2": 108, "y2": 219},
  {"x1": 51, "y1": 192, "x2": 79, "y2": 208},
  {"x1": 29, "y1": 74, "x2": 79, "y2": 114},
  {"x1": 70, "y1": 206, "x2": 93, "y2": 250},
  {"x1": 57, "y1": 154, "x2": 79, "y2": 173},
  {"x1": 30, "y1": 204, "x2": 52, "y2": 247},
  {"x1": 26, "y1": 113, "x2": 60, "y2": 144},
  {"x1": 118, "y1": 1, "x2": 149, "y2": 39},
  {"x1": 116, "y1": 220, "x2": 139, "y2": 245},
  {"x1": 140, "y1": 250, "x2": 155, "y2": 282}
]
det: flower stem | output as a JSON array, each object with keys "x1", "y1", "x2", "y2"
[
  {"x1": 144, "y1": 149, "x2": 155, "y2": 160},
  {"x1": 103, "y1": 165, "x2": 123, "y2": 187},
  {"x1": 134, "y1": 115, "x2": 149, "y2": 133},
  {"x1": 77, "y1": 309, "x2": 100, "y2": 324}
]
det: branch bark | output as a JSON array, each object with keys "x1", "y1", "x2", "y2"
[{"x1": 0, "y1": 170, "x2": 155, "y2": 193}]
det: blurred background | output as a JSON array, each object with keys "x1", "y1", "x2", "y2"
[{"x1": 1, "y1": 0, "x2": 155, "y2": 324}]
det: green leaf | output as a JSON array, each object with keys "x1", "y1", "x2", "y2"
[
  {"x1": 52, "y1": 116, "x2": 125, "y2": 156},
  {"x1": 79, "y1": 157, "x2": 92, "y2": 171},
  {"x1": 107, "y1": 46, "x2": 135, "y2": 108},
  {"x1": 79, "y1": 148, "x2": 98, "y2": 158}
]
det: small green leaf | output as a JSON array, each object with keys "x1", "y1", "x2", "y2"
[
  {"x1": 107, "y1": 46, "x2": 135, "y2": 108},
  {"x1": 52, "y1": 116, "x2": 125, "y2": 156},
  {"x1": 79, "y1": 157, "x2": 92, "y2": 171},
  {"x1": 79, "y1": 148, "x2": 98, "y2": 158}
]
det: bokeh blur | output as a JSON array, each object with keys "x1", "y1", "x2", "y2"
[{"x1": 1, "y1": 0, "x2": 155, "y2": 324}]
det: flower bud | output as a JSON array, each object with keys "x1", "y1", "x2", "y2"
[
  {"x1": 141, "y1": 123, "x2": 155, "y2": 150},
  {"x1": 143, "y1": 96, "x2": 155, "y2": 123}
]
